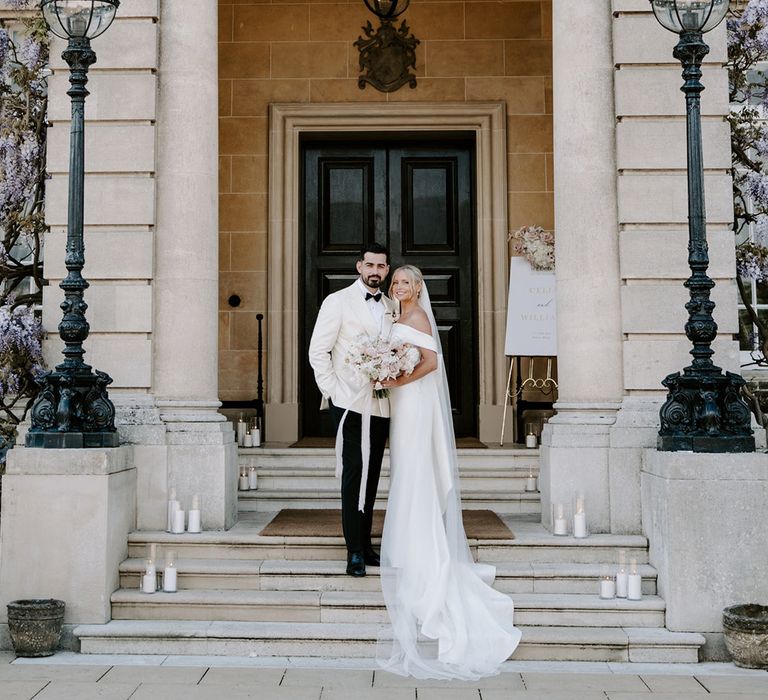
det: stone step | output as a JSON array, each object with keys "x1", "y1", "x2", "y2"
[
  {"x1": 249, "y1": 474, "x2": 537, "y2": 492},
  {"x1": 238, "y1": 446, "x2": 540, "y2": 473},
  {"x1": 118, "y1": 558, "x2": 658, "y2": 596},
  {"x1": 127, "y1": 530, "x2": 651, "y2": 564},
  {"x1": 237, "y1": 489, "x2": 541, "y2": 514},
  {"x1": 74, "y1": 619, "x2": 704, "y2": 663},
  {"x1": 110, "y1": 589, "x2": 666, "y2": 628}
]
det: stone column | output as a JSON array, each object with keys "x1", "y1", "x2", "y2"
[
  {"x1": 540, "y1": 0, "x2": 624, "y2": 533},
  {"x1": 150, "y1": 0, "x2": 237, "y2": 529}
]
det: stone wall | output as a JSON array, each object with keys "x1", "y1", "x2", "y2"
[
  {"x1": 217, "y1": 0, "x2": 554, "y2": 402},
  {"x1": 613, "y1": 0, "x2": 738, "y2": 391},
  {"x1": 43, "y1": 0, "x2": 158, "y2": 391}
]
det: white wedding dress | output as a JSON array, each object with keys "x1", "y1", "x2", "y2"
[{"x1": 377, "y1": 288, "x2": 521, "y2": 680}]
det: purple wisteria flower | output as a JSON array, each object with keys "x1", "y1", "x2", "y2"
[
  {"x1": 0, "y1": 302, "x2": 44, "y2": 403},
  {"x1": 18, "y1": 36, "x2": 41, "y2": 72}
]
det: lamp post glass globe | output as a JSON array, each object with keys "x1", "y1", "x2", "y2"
[
  {"x1": 650, "y1": 0, "x2": 728, "y2": 34},
  {"x1": 363, "y1": 0, "x2": 410, "y2": 20},
  {"x1": 41, "y1": 0, "x2": 119, "y2": 40}
]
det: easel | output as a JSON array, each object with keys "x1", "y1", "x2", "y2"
[{"x1": 499, "y1": 356, "x2": 558, "y2": 446}]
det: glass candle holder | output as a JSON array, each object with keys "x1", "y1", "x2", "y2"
[{"x1": 572, "y1": 493, "x2": 588, "y2": 538}]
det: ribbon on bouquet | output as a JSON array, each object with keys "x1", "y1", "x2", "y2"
[{"x1": 335, "y1": 384, "x2": 376, "y2": 512}]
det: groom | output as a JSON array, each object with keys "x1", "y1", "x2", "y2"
[{"x1": 308, "y1": 243, "x2": 396, "y2": 577}]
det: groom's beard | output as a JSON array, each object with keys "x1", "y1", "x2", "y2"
[{"x1": 362, "y1": 275, "x2": 383, "y2": 289}]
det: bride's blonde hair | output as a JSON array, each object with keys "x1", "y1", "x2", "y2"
[{"x1": 392, "y1": 264, "x2": 423, "y2": 298}]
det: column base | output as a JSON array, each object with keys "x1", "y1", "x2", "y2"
[
  {"x1": 25, "y1": 431, "x2": 119, "y2": 449},
  {"x1": 658, "y1": 434, "x2": 756, "y2": 453},
  {"x1": 540, "y1": 401, "x2": 621, "y2": 534}
]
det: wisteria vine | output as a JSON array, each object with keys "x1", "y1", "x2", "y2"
[
  {"x1": 0, "y1": 0, "x2": 48, "y2": 462},
  {"x1": 729, "y1": 0, "x2": 768, "y2": 371}
]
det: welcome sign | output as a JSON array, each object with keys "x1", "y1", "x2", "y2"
[{"x1": 505, "y1": 256, "x2": 557, "y2": 357}]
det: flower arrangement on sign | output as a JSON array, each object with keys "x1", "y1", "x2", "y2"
[
  {"x1": 509, "y1": 226, "x2": 555, "y2": 271},
  {"x1": 346, "y1": 334, "x2": 421, "y2": 399}
]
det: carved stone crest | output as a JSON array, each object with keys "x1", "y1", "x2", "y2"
[{"x1": 354, "y1": 19, "x2": 419, "y2": 93}]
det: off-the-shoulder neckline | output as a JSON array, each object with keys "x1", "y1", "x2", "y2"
[{"x1": 393, "y1": 322, "x2": 434, "y2": 338}]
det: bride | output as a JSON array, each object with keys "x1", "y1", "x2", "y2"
[{"x1": 377, "y1": 265, "x2": 521, "y2": 680}]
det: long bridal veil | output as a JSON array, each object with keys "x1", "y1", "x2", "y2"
[{"x1": 376, "y1": 282, "x2": 521, "y2": 680}]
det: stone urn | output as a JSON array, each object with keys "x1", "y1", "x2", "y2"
[
  {"x1": 723, "y1": 604, "x2": 768, "y2": 669},
  {"x1": 7, "y1": 599, "x2": 65, "y2": 657}
]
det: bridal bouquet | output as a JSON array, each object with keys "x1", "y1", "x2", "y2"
[{"x1": 346, "y1": 334, "x2": 421, "y2": 399}]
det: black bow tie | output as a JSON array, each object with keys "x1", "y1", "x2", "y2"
[{"x1": 365, "y1": 292, "x2": 382, "y2": 302}]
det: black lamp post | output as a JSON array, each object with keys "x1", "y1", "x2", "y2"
[
  {"x1": 650, "y1": 0, "x2": 754, "y2": 452},
  {"x1": 26, "y1": 0, "x2": 120, "y2": 449}
]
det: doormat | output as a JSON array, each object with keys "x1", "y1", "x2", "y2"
[
  {"x1": 289, "y1": 437, "x2": 488, "y2": 449},
  {"x1": 259, "y1": 508, "x2": 513, "y2": 540}
]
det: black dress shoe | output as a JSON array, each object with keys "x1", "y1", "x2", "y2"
[
  {"x1": 363, "y1": 549, "x2": 380, "y2": 567},
  {"x1": 346, "y1": 551, "x2": 366, "y2": 577}
]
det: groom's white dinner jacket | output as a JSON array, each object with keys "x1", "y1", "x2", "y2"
[{"x1": 309, "y1": 279, "x2": 397, "y2": 418}]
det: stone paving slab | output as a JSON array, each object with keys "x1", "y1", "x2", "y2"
[
  {"x1": 34, "y1": 681, "x2": 139, "y2": 700},
  {"x1": 98, "y1": 665, "x2": 207, "y2": 684},
  {"x1": 280, "y1": 667, "x2": 375, "y2": 687},
  {"x1": 0, "y1": 664, "x2": 110, "y2": 681},
  {"x1": 373, "y1": 670, "x2": 525, "y2": 689},
  {"x1": 132, "y1": 685, "x2": 322, "y2": 700},
  {"x1": 639, "y1": 674, "x2": 707, "y2": 693},
  {"x1": 606, "y1": 695, "x2": 768, "y2": 700},
  {"x1": 321, "y1": 689, "x2": 415, "y2": 700},
  {"x1": 198, "y1": 667, "x2": 285, "y2": 685},
  {"x1": 695, "y1": 675, "x2": 768, "y2": 694},
  {"x1": 0, "y1": 680, "x2": 49, "y2": 700},
  {"x1": 481, "y1": 694, "x2": 607, "y2": 700},
  {"x1": 521, "y1": 672, "x2": 650, "y2": 691}
]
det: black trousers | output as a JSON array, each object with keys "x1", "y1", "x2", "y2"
[{"x1": 330, "y1": 402, "x2": 389, "y2": 554}]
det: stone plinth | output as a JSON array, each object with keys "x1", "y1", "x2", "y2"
[
  {"x1": 0, "y1": 447, "x2": 136, "y2": 650},
  {"x1": 642, "y1": 449, "x2": 768, "y2": 660}
]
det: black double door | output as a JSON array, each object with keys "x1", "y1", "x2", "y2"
[{"x1": 301, "y1": 139, "x2": 477, "y2": 438}]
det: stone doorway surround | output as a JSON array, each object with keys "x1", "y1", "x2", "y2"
[{"x1": 266, "y1": 102, "x2": 509, "y2": 443}]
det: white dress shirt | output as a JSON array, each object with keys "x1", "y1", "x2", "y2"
[{"x1": 357, "y1": 278, "x2": 385, "y2": 332}]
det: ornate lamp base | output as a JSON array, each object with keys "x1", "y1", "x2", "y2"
[
  {"x1": 658, "y1": 370, "x2": 755, "y2": 453},
  {"x1": 25, "y1": 368, "x2": 119, "y2": 449}
]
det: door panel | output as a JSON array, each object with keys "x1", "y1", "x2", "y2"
[
  {"x1": 301, "y1": 140, "x2": 476, "y2": 438},
  {"x1": 389, "y1": 146, "x2": 476, "y2": 436}
]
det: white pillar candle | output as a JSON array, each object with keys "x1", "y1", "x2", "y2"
[
  {"x1": 166, "y1": 490, "x2": 179, "y2": 532},
  {"x1": 616, "y1": 569, "x2": 628, "y2": 598},
  {"x1": 171, "y1": 508, "x2": 185, "y2": 534},
  {"x1": 573, "y1": 511, "x2": 587, "y2": 538},
  {"x1": 243, "y1": 433, "x2": 253, "y2": 448},
  {"x1": 248, "y1": 467, "x2": 258, "y2": 490},
  {"x1": 141, "y1": 572, "x2": 156, "y2": 593},
  {"x1": 553, "y1": 503, "x2": 567, "y2": 535},
  {"x1": 628, "y1": 558, "x2": 642, "y2": 600},
  {"x1": 187, "y1": 509, "x2": 202, "y2": 533},
  {"x1": 573, "y1": 494, "x2": 587, "y2": 538},
  {"x1": 252, "y1": 427, "x2": 261, "y2": 447},
  {"x1": 236, "y1": 417, "x2": 247, "y2": 446},
  {"x1": 238, "y1": 473, "x2": 249, "y2": 491},
  {"x1": 163, "y1": 565, "x2": 177, "y2": 592},
  {"x1": 525, "y1": 475, "x2": 537, "y2": 492},
  {"x1": 599, "y1": 577, "x2": 616, "y2": 599},
  {"x1": 525, "y1": 433, "x2": 537, "y2": 448}
]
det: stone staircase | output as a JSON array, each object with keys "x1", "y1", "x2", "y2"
[
  {"x1": 74, "y1": 446, "x2": 705, "y2": 662},
  {"x1": 237, "y1": 446, "x2": 541, "y2": 514}
]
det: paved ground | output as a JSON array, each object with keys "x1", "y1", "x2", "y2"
[{"x1": 1, "y1": 654, "x2": 767, "y2": 699}]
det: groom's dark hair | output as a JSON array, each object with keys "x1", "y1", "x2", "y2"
[{"x1": 359, "y1": 242, "x2": 389, "y2": 263}]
